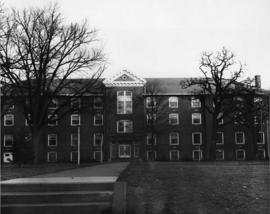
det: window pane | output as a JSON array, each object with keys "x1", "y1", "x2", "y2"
[
  {"x1": 193, "y1": 133, "x2": 201, "y2": 145},
  {"x1": 4, "y1": 135, "x2": 13, "y2": 147},
  {"x1": 117, "y1": 101, "x2": 125, "y2": 114},
  {"x1": 216, "y1": 132, "x2": 223, "y2": 144},
  {"x1": 170, "y1": 151, "x2": 179, "y2": 160},
  {"x1": 117, "y1": 121, "x2": 124, "y2": 132},
  {"x1": 125, "y1": 121, "x2": 133, "y2": 133},
  {"x1": 71, "y1": 133, "x2": 78, "y2": 146},
  {"x1": 257, "y1": 132, "x2": 264, "y2": 144},
  {"x1": 169, "y1": 97, "x2": 178, "y2": 108},
  {"x1": 94, "y1": 133, "x2": 103, "y2": 145},
  {"x1": 216, "y1": 150, "x2": 224, "y2": 160}
]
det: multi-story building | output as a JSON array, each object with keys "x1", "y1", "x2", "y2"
[{"x1": 1, "y1": 69, "x2": 269, "y2": 163}]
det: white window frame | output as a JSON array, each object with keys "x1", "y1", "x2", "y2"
[
  {"x1": 3, "y1": 152, "x2": 13, "y2": 163},
  {"x1": 47, "y1": 134, "x2": 57, "y2": 147},
  {"x1": 48, "y1": 114, "x2": 58, "y2": 126},
  {"x1": 118, "y1": 144, "x2": 131, "y2": 158},
  {"x1": 146, "y1": 133, "x2": 157, "y2": 145},
  {"x1": 4, "y1": 114, "x2": 14, "y2": 126},
  {"x1": 25, "y1": 114, "x2": 31, "y2": 126},
  {"x1": 192, "y1": 113, "x2": 202, "y2": 125},
  {"x1": 257, "y1": 132, "x2": 265, "y2": 144},
  {"x1": 48, "y1": 98, "x2": 58, "y2": 110},
  {"x1": 93, "y1": 151, "x2": 102, "y2": 161},
  {"x1": 145, "y1": 97, "x2": 157, "y2": 109},
  {"x1": 235, "y1": 149, "x2": 245, "y2": 160},
  {"x1": 216, "y1": 149, "x2": 224, "y2": 160},
  {"x1": 169, "y1": 150, "x2": 180, "y2": 161},
  {"x1": 257, "y1": 149, "x2": 265, "y2": 159},
  {"x1": 146, "y1": 150, "x2": 157, "y2": 160},
  {"x1": 4, "y1": 135, "x2": 14, "y2": 147},
  {"x1": 93, "y1": 97, "x2": 104, "y2": 109},
  {"x1": 218, "y1": 118, "x2": 224, "y2": 125},
  {"x1": 235, "y1": 132, "x2": 245, "y2": 145},
  {"x1": 146, "y1": 113, "x2": 156, "y2": 125},
  {"x1": 192, "y1": 150, "x2": 203, "y2": 161},
  {"x1": 169, "y1": 113, "x2": 179, "y2": 125},
  {"x1": 191, "y1": 98, "x2": 201, "y2": 108},
  {"x1": 192, "y1": 132, "x2": 202, "y2": 145},
  {"x1": 94, "y1": 114, "x2": 103, "y2": 126},
  {"x1": 169, "y1": 132, "x2": 179, "y2": 145},
  {"x1": 117, "y1": 120, "x2": 133, "y2": 133},
  {"x1": 47, "y1": 151, "x2": 57, "y2": 162},
  {"x1": 117, "y1": 91, "x2": 133, "y2": 114},
  {"x1": 216, "y1": 132, "x2": 224, "y2": 145},
  {"x1": 70, "y1": 151, "x2": 78, "y2": 162},
  {"x1": 94, "y1": 133, "x2": 103, "y2": 146},
  {"x1": 71, "y1": 114, "x2": 80, "y2": 126},
  {"x1": 70, "y1": 133, "x2": 78, "y2": 147},
  {"x1": 134, "y1": 144, "x2": 140, "y2": 158},
  {"x1": 168, "y1": 97, "x2": 178, "y2": 108},
  {"x1": 70, "y1": 98, "x2": 81, "y2": 109}
]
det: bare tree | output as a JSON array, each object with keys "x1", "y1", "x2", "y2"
[
  {"x1": 181, "y1": 47, "x2": 268, "y2": 160},
  {"x1": 0, "y1": 4, "x2": 105, "y2": 163}
]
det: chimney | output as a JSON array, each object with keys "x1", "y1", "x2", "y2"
[{"x1": 255, "y1": 75, "x2": 261, "y2": 88}]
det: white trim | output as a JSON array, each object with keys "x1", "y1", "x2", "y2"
[
  {"x1": 145, "y1": 97, "x2": 157, "y2": 109},
  {"x1": 4, "y1": 114, "x2": 14, "y2": 126},
  {"x1": 117, "y1": 91, "x2": 133, "y2": 114},
  {"x1": 169, "y1": 150, "x2": 180, "y2": 161},
  {"x1": 3, "y1": 152, "x2": 13, "y2": 163},
  {"x1": 48, "y1": 98, "x2": 58, "y2": 110},
  {"x1": 168, "y1": 97, "x2": 178, "y2": 108},
  {"x1": 48, "y1": 114, "x2": 58, "y2": 126},
  {"x1": 216, "y1": 132, "x2": 224, "y2": 145},
  {"x1": 93, "y1": 133, "x2": 103, "y2": 146},
  {"x1": 93, "y1": 151, "x2": 102, "y2": 161},
  {"x1": 169, "y1": 132, "x2": 179, "y2": 145},
  {"x1": 94, "y1": 114, "x2": 104, "y2": 126},
  {"x1": 71, "y1": 114, "x2": 80, "y2": 126},
  {"x1": 257, "y1": 132, "x2": 265, "y2": 144},
  {"x1": 216, "y1": 149, "x2": 224, "y2": 160},
  {"x1": 235, "y1": 149, "x2": 245, "y2": 160},
  {"x1": 192, "y1": 132, "x2": 202, "y2": 145},
  {"x1": 4, "y1": 135, "x2": 13, "y2": 147},
  {"x1": 169, "y1": 113, "x2": 179, "y2": 125},
  {"x1": 118, "y1": 144, "x2": 131, "y2": 158},
  {"x1": 192, "y1": 113, "x2": 202, "y2": 125},
  {"x1": 47, "y1": 134, "x2": 58, "y2": 147},
  {"x1": 257, "y1": 149, "x2": 265, "y2": 159},
  {"x1": 70, "y1": 151, "x2": 78, "y2": 162},
  {"x1": 191, "y1": 98, "x2": 201, "y2": 108},
  {"x1": 117, "y1": 120, "x2": 133, "y2": 133},
  {"x1": 70, "y1": 133, "x2": 78, "y2": 146},
  {"x1": 146, "y1": 113, "x2": 157, "y2": 125},
  {"x1": 235, "y1": 132, "x2": 245, "y2": 144},
  {"x1": 146, "y1": 133, "x2": 157, "y2": 145},
  {"x1": 192, "y1": 150, "x2": 203, "y2": 161},
  {"x1": 47, "y1": 151, "x2": 57, "y2": 162},
  {"x1": 146, "y1": 150, "x2": 157, "y2": 160}
]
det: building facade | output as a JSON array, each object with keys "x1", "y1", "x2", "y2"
[{"x1": 1, "y1": 70, "x2": 269, "y2": 163}]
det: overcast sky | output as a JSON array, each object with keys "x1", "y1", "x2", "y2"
[{"x1": 3, "y1": 0, "x2": 270, "y2": 88}]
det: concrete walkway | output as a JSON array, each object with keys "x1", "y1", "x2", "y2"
[{"x1": 1, "y1": 162, "x2": 129, "y2": 184}]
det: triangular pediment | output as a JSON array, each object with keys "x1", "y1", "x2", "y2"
[{"x1": 103, "y1": 69, "x2": 146, "y2": 87}]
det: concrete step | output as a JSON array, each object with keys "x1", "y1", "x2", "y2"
[
  {"x1": 1, "y1": 202, "x2": 112, "y2": 214},
  {"x1": 2, "y1": 191, "x2": 113, "y2": 204},
  {"x1": 1, "y1": 182, "x2": 114, "y2": 192}
]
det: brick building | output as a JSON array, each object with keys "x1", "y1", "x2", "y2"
[{"x1": 1, "y1": 69, "x2": 269, "y2": 163}]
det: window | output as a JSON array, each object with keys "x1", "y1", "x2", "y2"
[
  {"x1": 3, "y1": 152, "x2": 13, "y2": 163},
  {"x1": 25, "y1": 134, "x2": 32, "y2": 143},
  {"x1": 70, "y1": 151, "x2": 78, "y2": 162},
  {"x1": 119, "y1": 144, "x2": 131, "y2": 158},
  {"x1": 117, "y1": 91, "x2": 132, "y2": 114},
  {"x1": 170, "y1": 150, "x2": 179, "y2": 161},
  {"x1": 94, "y1": 133, "x2": 103, "y2": 146},
  {"x1": 4, "y1": 135, "x2": 13, "y2": 147},
  {"x1": 94, "y1": 114, "x2": 103, "y2": 126},
  {"x1": 48, "y1": 134, "x2": 57, "y2": 147},
  {"x1": 169, "y1": 113, "x2": 179, "y2": 125},
  {"x1": 4, "y1": 114, "x2": 14, "y2": 126},
  {"x1": 216, "y1": 150, "x2": 224, "y2": 160},
  {"x1": 256, "y1": 149, "x2": 265, "y2": 160},
  {"x1": 47, "y1": 152, "x2": 57, "y2": 162},
  {"x1": 71, "y1": 114, "x2": 80, "y2": 126},
  {"x1": 145, "y1": 97, "x2": 157, "y2": 108},
  {"x1": 169, "y1": 97, "x2": 178, "y2": 108},
  {"x1": 169, "y1": 132, "x2": 179, "y2": 145},
  {"x1": 191, "y1": 98, "x2": 201, "y2": 108},
  {"x1": 134, "y1": 144, "x2": 140, "y2": 158},
  {"x1": 117, "y1": 120, "x2": 133, "y2": 133},
  {"x1": 146, "y1": 150, "x2": 157, "y2": 160},
  {"x1": 192, "y1": 132, "x2": 202, "y2": 145},
  {"x1": 236, "y1": 149, "x2": 245, "y2": 160},
  {"x1": 257, "y1": 132, "x2": 264, "y2": 144},
  {"x1": 94, "y1": 151, "x2": 102, "y2": 161},
  {"x1": 235, "y1": 132, "x2": 245, "y2": 144},
  {"x1": 192, "y1": 113, "x2": 201, "y2": 125},
  {"x1": 146, "y1": 113, "x2": 156, "y2": 125},
  {"x1": 146, "y1": 133, "x2": 157, "y2": 145},
  {"x1": 71, "y1": 133, "x2": 78, "y2": 146},
  {"x1": 25, "y1": 114, "x2": 31, "y2": 126},
  {"x1": 193, "y1": 150, "x2": 202, "y2": 161},
  {"x1": 218, "y1": 118, "x2": 224, "y2": 125},
  {"x1": 49, "y1": 99, "x2": 58, "y2": 109},
  {"x1": 70, "y1": 98, "x2": 81, "y2": 110},
  {"x1": 93, "y1": 97, "x2": 104, "y2": 109},
  {"x1": 216, "y1": 132, "x2": 224, "y2": 145},
  {"x1": 48, "y1": 114, "x2": 58, "y2": 126}
]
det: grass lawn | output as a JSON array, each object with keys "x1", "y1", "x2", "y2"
[
  {"x1": 119, "y1": 161, "x2": 270, "y2": 214},
  {"x1": 0, "y1": 163, "x2": 97, "y2": 181}
]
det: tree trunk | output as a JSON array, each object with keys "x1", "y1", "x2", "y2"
[
  {"x1": 32, "y1": 129, "x2": 43, "y2": 164},
  {"x1": 206, "y1": 114, "x2": 218, "y2": 160}
]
